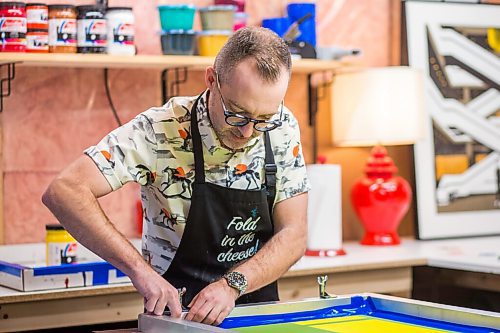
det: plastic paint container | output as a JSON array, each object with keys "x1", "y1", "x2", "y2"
[
  {"x1": 287, "y1": 2, "x2": 316, "y2": 47},
  {"x1": 77, "y1": 5, "x2": 107, "y2": 54},
  {"x1": 199, "y1": 5, "x2": 235, "y2": 31},
  {"x1": 106, "y1": 7, "x2": 135, "y2": 56},
  {"x1": 157, "y1": 5, "x2": 195, "y2": 31},
  {"x1": 214, "y1": 0, "x2": 245, "y2": 12},
  {"x1": 197, "y1": 30, "x2": 231, "y2": 56},
  {"x1": 0, "y1": 2, "x2": 27, "y2": 52},
  {"x1": 46, "y1": 224, "x2": 78, "y2": 266},
  {"x1": 26, "y1": 29, "x2": 48, "y2": 53},
  {"x1": 26, "y1": 3, "x2": 48, "y2": 30},
  {"x1": 233, "y1": 12, "x2": 247, "y2": 31},
  {"x1": 261, "y1": 17, "x2": 290, "y2": 38},
  {"x1": 161, "y1": 30, "x2": 196, "y2": 55},
  {"x1": 48, "y1": 4, "x2": 77, "y2": 53},
  {"x1": 287, "y1": 2, "x2": 316, "y2": 21}
]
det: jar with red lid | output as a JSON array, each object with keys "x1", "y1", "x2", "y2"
[
  {"x1": 0, "y1": 2, "x2": 27, "y2": 52},
  {"x1": 27, "y1": 3, "x2": 48, "y2": 30},
  {"x1": 27, "y1": 29, "x2": 48, "y2": 53},
  {"x1": 48, "y1": 4, "x2": 77, "y2": 53}
]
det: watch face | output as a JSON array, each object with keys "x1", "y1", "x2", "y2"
[{"x1": 225, "y1": 271, "x2": 247, "y2": 294}]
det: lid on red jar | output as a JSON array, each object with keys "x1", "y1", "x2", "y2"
[{"x1": 0, "y1": 2, "x2": 26, "y2": 8}]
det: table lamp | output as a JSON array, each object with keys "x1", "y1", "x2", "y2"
[{"x1": 332, "y1": 67, "x2": 424, "y2": 245}]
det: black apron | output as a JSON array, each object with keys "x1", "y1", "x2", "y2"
[{"x1": 162, "y1": 95, "x2": 279, "y2": 307}]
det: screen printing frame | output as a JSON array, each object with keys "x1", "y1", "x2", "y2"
[{"x1": 137, "y1": 293, "x2": 500, "y2": 332}]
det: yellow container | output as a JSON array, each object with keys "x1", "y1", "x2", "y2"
[
  {"x1": 199, "y1": 5, "x2": 236, "y2": 31},
  {"x1": 45, "y1": 224, "x2": 78, "y2": 265},
  {"x1": 197, "y1": 31, "x2": 232, "y2": 56}
]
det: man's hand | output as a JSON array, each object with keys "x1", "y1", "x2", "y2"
[
  {"x1": 185, "y1": 278, "x2": 238, "y2": 326},
  {"x1": 130, "y1": 267, "x2": 182, "y2": 318}
]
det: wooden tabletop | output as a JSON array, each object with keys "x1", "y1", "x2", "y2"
[{"x1": 2, "y1": 236, "x2": 499, "y2": 304}]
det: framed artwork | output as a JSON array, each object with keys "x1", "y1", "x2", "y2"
[{"x1": 405, "y1": 1, "x2": 500, "y2": 239}]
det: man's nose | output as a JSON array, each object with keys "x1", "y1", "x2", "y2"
[{"x1": 238, "y1": 123, "x2": 254, "y2": 138}]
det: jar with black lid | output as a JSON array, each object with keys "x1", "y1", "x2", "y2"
[{"x1": 76, "y1": 5, "x2": 106, "y2": 54}]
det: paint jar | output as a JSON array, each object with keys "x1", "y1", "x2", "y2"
[
  {"x1": 26, "y1": 3, "x2": 48, "y2": 30},
  {"x1": 157, "y1": 5, "x2": 195, "y2": 31},
  {"x1": 199, "y1": 5, "x2": 235, "y2": 31},
  {"x1": 214, "y1": 0, "x2": 245, "y2": 13},
  {"x1": 106, "y1": 7, "x2": 135, "y2": 55},
  {"x1": 77, "y1": 5, "x2": 106, "y2": 54},
  {"x1": 48, "y1": 5, "x2": 77, "y2": 53},
  {"x1": 161, "y1": 30, "x2": 196, "y2": 55},
  {"x1": 45, "y1": 224, "x2": 78, "y2": 266},
  {"x1": 233, "y1": 12, "x2": 247, "y2": 31},
  {"x1": 197, "y1": 30, "x2": 231, "y2": 56},
  {"x1": 26, "y1": 29, "x2": 48, "y2": 53},
  {"x1": 0, "y1": 2, "x2": 27, "y2": 52}
]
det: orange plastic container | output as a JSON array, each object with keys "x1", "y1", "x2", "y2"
[{"x1": 197, "y1": 30, "x2": 231, "y2": 56}]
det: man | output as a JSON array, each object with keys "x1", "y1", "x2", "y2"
[{"x1": 42, "y1": 27, "x2": 309, "y2": 326}]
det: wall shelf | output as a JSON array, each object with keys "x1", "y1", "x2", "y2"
[
  {"x1": 0, "y1": 53, "x2": 346, "y2": 73},
  {"x1": 0, "y1": 52, "x2": 351, "y2": 159}
]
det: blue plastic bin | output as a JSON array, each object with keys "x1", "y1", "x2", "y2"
[
  {"x1": 287, "y1": 2, "x2": 316, "y2": 46},
  {"x1": 261, "y1": 17, "x2": 291, "y2": 38}
]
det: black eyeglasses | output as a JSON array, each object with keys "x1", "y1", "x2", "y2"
[{"x1": 215, "y1": 72, "x2": 283, "y2": 132}]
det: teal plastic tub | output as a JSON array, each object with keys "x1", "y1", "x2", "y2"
[{"x1": 158, "y1": 4, "x2": 196, "y2": 31}]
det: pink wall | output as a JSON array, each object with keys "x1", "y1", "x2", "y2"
[{"x1": 3, "y1": 0, "x2": 393, "y2": 244}]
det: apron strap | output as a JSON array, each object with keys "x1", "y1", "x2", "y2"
[
  {"x1": 190, "y1": 94, "x2": 205, "y2": 184},
  {"x1": 264, "y1": 132, "x2": 277, "y2": 217}
]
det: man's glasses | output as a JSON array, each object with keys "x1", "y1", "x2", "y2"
[{"x1": 215, "y1": 72, "x2": 283, "y2": 132}]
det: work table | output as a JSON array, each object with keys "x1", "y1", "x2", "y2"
[{"x1": 1, "y1": 236, "x2": 498, "y2": 331}]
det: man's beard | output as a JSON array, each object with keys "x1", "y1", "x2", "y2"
[
  {"x1": 215, "y1": 127, "x2": 259, "y2": 151},
  {"x1": 206, "y1": 93, "x2": 259, "y2": 151}
]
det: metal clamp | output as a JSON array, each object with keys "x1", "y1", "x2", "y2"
[
  {"x1": 162, "y1": 287, "x2": 188, "y2": 316},
  {"x1": 317, "y1": 275, "x2": 335, "y2": 299},
  {"x1": 178, "y1": 287, "x2": 186, "y2": 307}
]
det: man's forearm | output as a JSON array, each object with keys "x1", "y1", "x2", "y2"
[
  {"x1": 231, "y1": 225, "x2": 306, "y2": 294},
  {"x1": 42, "y1": 178, "x2": 148, "y2": 278},
  {"x1": 229, "y1": 193, "x2": 309, "y2": 295}
]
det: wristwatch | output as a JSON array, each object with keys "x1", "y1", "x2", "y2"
[{"x1": 223, "y1": 271, "x2": 248, "y2": 297}]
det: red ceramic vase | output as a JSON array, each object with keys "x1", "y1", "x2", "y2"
[{"x1": 351, "y1": 146, "x2": 411, "y2": 245}]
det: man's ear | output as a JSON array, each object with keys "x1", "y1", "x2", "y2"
[{"x1": 205, "y1": 67, "x2": 216, "y2": 89}]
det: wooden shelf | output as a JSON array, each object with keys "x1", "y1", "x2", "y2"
[{"x1": 0, "y1": 53, "x2": 346, "y2": 73}]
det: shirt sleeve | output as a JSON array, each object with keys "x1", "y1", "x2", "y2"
[
  {"x1": 84, "y1": 114, "x2": 158, "y2": 191},
  {"x1": 273, "y1": 109, "x2": 311, "y2": 205}
]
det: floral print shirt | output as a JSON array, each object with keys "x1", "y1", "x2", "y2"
[{"x1": 85, "y1": 91, "x2": 310, "y2": 274}]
